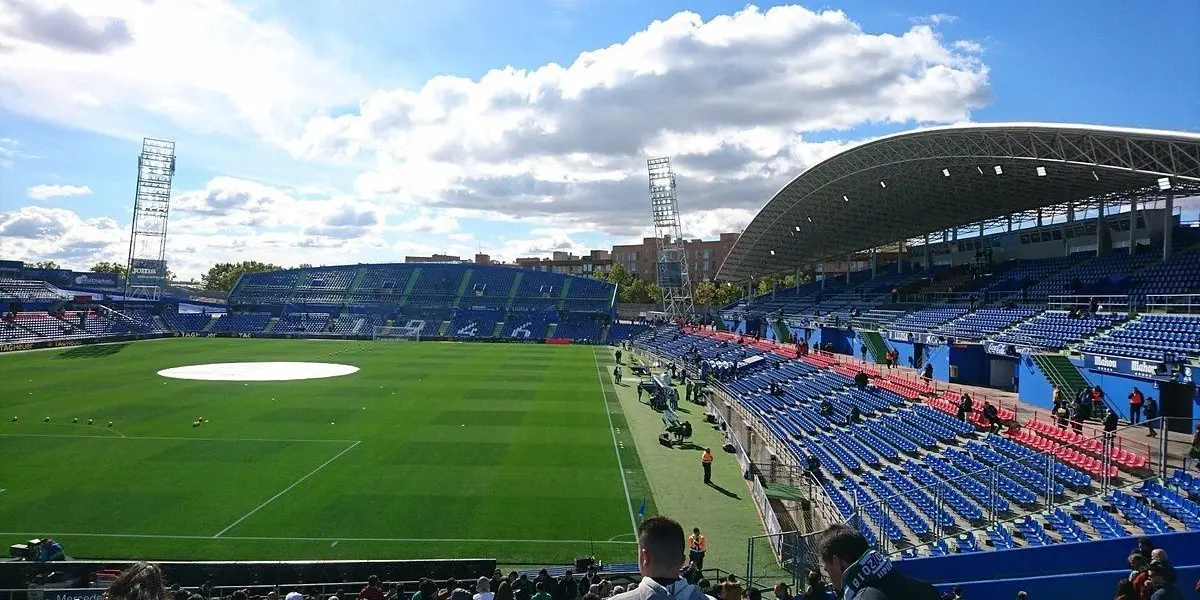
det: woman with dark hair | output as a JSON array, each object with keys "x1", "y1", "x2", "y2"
[
  {"x1": 108, "y1": 563, "x2": 169, "y2": 600},
  {"x1": 1115, "y1": 578, "x2": 1137, "y2": 600}
]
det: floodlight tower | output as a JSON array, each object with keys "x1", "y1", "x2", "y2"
[
  {"x1": 647, "y1": 157, "x2": 695, "y2": 319},
  {"x1": 124, "y1": 138, "x2": 176, "y2": 301}
]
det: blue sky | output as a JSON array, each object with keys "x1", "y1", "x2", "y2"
[{"x1": 0, "y1": 0, "x2": 1197, "y2": 278}]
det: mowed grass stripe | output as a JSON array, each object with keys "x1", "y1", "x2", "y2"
[{"x1": 0, "y1": 339, "x2": 640, "y2": 562}]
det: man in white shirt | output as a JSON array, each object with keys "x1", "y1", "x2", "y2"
[
  {"x1": 473, "y1": 578, "x2": 494, "y2": 600},
  {"x1": 610, "y1": 516, "x2": 712, "y2": 600}
]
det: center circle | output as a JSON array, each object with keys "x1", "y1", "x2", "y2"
[{"x1": 157, "y1": 362, "x2": 360, "y2": 382}]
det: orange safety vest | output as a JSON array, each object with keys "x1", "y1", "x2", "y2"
[
  {"x1": 702, "y1": 450, "x2": 714, "y2": 464},
  {"x1": 689, "y1": 534, "x2": 708, "y2": 553}
]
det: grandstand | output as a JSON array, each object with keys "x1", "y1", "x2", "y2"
[{"x1": 4, "y1": 123, "x2": 1200, "y2": 600}]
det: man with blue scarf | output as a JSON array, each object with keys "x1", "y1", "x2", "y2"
[{"x1": 817, "y1": 525, "x2": 937, "y2": 600}]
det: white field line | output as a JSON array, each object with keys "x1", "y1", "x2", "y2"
[
  {"x1": 0, "y1": 531, "x2": 637, "y2": 544},
  {"x1": 0, "y1": 433, "x2": 361, "y2": 444},
  {"x1": 592, "y1": 347, "x2": 639, "y2": 540},
  {"x1": 213, "y1": 440, "x2": 361, "y2": 538}
]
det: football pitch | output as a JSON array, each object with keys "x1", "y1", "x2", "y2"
[{"x1": 0, "y1": 339, "x2": 654, "y2": 564}]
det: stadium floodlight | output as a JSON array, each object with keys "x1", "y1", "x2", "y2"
[
  {"x1": 994, "y1": 165, "x2": 1004, "y2": 175},
  {"x1": 977, "y1": 166, "x2": 984, "y2": 174},
  {"x1": 794, "y1": 225, "x2": 801, "y2": 231},
  {"x1": 1092, "y1": 170, "x2": 1100, "y2": 181},
  {"x1": 1158, "y1": 177, "x2": 1172, "y2": 190},
  {"x1": 879, "y1": 181, "x2": 886, "y2": 188},
  {"x1": 843, "y1": 195, "x2": 850, "y2": 202},
  {"x1": 770, "y1": 250, "x2": 776, "y2": 256},
  {"x1": 1036, "y1": 166, "x2": 1047, "y2": 177},
  {"x1": 646, "y1": 157, "x2": 694, "y2": 318},
  {"x1": 125, "y1": 138, "x2": 176, "y2": 301},
  {"x1": 806, "y1": 216, "x2": 813, "y2": 223},
  {"x1": 942, "y1": 168, "x2": 951, "y2": 177}
]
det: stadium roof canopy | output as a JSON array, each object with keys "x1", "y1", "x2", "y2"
[{"x1": 716, "y1": 123, "x2": 1200, "y2": 282}]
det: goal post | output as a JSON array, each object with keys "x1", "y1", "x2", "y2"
[{"x1": 372, "y1": 324, "x2": 423, "y2": 341}]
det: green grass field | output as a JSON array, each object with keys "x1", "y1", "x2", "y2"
[{"x1": 0, "y1": 339, "x2": 648, "y2": 564}]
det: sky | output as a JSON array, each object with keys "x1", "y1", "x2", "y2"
[{"x1": 0, "y1": 0, "x2": 1197, "y2": 280}]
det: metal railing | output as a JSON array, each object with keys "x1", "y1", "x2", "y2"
[
  {"x1": 1145, "y1": 294, "x2": 1200, "y2": 314},
  {"x1": 1047, "y1": 294, "x2": 1133, "y2": 313}
]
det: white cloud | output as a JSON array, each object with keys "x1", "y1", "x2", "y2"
[
  {"x1": 27, "y1": 184, "x2": 93, "y2": 201},
  {"x1": 0, "y1": 205, "x2": 126, "y2": 268},
  {"x1": 293, "y1": 4, "x2": 991, "y2": 238},
  {"x1": 0, "y1": 136, "x2": 31, "y2": 167},
  {"x1": 912, "y1": 13, "x2": 957, "y2": 25},
  {"x1": 0, "y1": 0, "x2": 367, "y2": 142}
]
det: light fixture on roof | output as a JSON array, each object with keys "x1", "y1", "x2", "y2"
[
  {"x1": 976, "y1": 166, "x2": 984, "y2": 175},
  {"x1": 1158, "y1": 177, "x2": 1172, "y2": 190},
  {"x1": 1092, "y1": 170, "x2": 1100, "y2": 181},
  {"x1": 795, "y1": 225, "x2": 801, "y2": 231},
  {"x1": 1036, "y1": 166, "x2": 1047, "y2": 177},
  {"x1": 770, "y1": 250, "x2": 776, "y2": 256},
  {"x1": 879, "y1": 181, "x2": 886, "y2": 188},
  {"x1": 806, "y1": 216, "x2": 813, "y2": 223},
  {"x1": 843, "y1": 195, "x2": 850, "y2": 202},
  {"x1": 942, "y1": 168, "x2": 951, "y2": 177},
  {"x1": 994, "y1": 165, "x2": 1003, "y2": 175}
]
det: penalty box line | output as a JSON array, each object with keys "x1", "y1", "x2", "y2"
[{"x1": 0, "y1": 531, "x2": 638, "y2": 545}]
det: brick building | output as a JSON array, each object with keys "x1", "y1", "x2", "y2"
[
  {"x1": 611, "y1": 232, "x2": 740, "y2": 284},
  {"x1": 513, "y1": 250, "x2": 612, "y2": 277}
]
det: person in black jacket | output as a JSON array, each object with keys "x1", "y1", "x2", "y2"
[{"x1": 816, "y1": 524, "x2": 938, "y2": 600}]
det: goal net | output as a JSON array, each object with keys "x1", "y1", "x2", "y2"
[{"x1": 372, "y1": 321, "x2": 425, "y2": 341}]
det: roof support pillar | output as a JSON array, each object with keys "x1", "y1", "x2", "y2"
[
  {"x1": 846, "y1": 253, "x2": 851, "y2": 284},
  {"x1": 1163, "y1": 189, "x2": 1175, "y2": 261},
  {"x1": 1128, "y1": 196, "x2": 1137, "y2": 256},
  {"x1": 820, "y1": 263, "x2": 826, "y2": 290},
  {"x1": 924, "y1": 234, "x2": 931, "y2": 270},
  {"x1": 1096, "y1": 202, "x2": 1111, "y2": 256},
  {"x1": 871, "y1": 248, "x2": 877, "y2": 277}
]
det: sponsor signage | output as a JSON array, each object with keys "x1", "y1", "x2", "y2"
[
  {"x1": 1085, "y1": 353, "x2": 1163, "y2": 379},
  {"x1": 129, "y1": 258, "x2": 166, "y2": 287},
  {"x1": 0, "y1": 259, "x2": 23, "y2": 277},
  {"x1": 44, "y1": 590, "x2": 105, "y2": 600},
  {"x1": 72, "y1": 272, "x2": 118, "y2": 287},
  {"x1": 887, "y1": 330, "x2": 943, "y2": 346}
]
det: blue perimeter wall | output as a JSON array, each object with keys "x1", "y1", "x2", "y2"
[
  {"x1": 942, "y1": 564, "x2": 1199, "y2": 600},
  {"x1": 900, "y1": 530, "x2": 1200, "y2": 584}
]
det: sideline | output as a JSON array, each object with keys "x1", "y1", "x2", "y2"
[
  {"x1": 591, "y1": 347, "x2": 639, "y2": 541},
  {"x1": 0, "y1": 433, "x2": 360, "y2": 444},
  {"x1": 0, "y1": 531, "x2": 638, "y2": 544}
]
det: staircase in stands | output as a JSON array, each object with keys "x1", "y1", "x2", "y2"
[
  {"x1": 1033, "y1": 353, "x2": 1090, "y2": 401},
  {"x1": 861, "y1": 330, "x2": 890, "y2": 364},
  {"x1": 398, "y1": 267, "x2": 422, "y2": 306},
  {"x1": 545, "y1": 323, "x2": 558, "y2": 338},
  {"x1": 772, "y1": 320, "x2": 791, "y2": 343},
  {"x1": 451, "y1": 269, "x2": 474, "y2": 308},
  {"x1": 556, "y1": 279, "x2": 572, "y2": 311},
  {"x1": 264, "y1": 317, "x2": 279, "y2": 332},
  {"x1": 504, "y1": 273, "x2": 524, "y2": 311}
]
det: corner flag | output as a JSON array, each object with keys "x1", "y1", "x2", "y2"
[{"x1": 636, "y1": 497, "x2": 647, "y2": 522}]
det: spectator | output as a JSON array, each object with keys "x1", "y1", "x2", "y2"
[
  {"x1": 802, "y1": 572, "x2": 828, "y2": 600},
  {"x1": 1015, "y1": 593, "x2": 1026, "y2": 600},
  {"x1": 1133, "y1": 538, "x2": 1156, "y2": 561},
  {"x1": 1115, "y1": 579, "x2": 1137, "y2": 600},
  {"x1": 1104, "y1": 410, "x2": 1119, "y2": 434},
  {"x1": 816, "y1": 524, "x2": 939, "y2": 599},
  {"x1": 720, "y1": 577, "x2": 741, "y2": 600},
  {"x1": 107, "y1": 563, "x2": 169, "y2": 600},
  {"x1": 922, "y1": 364, "x2": 933, "y2": 383},
  {"x1": 515, "y1": 575, "x2": 534, "y2": 600},
  {"x1": 360, "y1": 577, "x2": 386, "y2": 600},
  {"x1": 414, "y1": 580, "x2": 438, "y2": 600},
  {"x1": 982, "y1": 402, "x2": 1001, "y2": 434},
  {"x1": 609, "y1": 515, "x2": 712, "y2": 600},
  {"x1": 611, "y1": 587, "x2": 626, "y2": 597},
  {"x1": 771, "y1": 583, "x2": 792, "y2": 600},
  {"x1": 1187, "y1": 424, "x2": 1200, "y2": 470},
  {"x1": 955, "y1": 394, "x2": 973, "y2": 421},
  {"x1": 475, "y1": 578, "x2": 495, "y2": 600},
  {"x1": 496, "y1": 582, "x2": 514, "y2": 600},
  {"x1": 939, "y1": 586, "x2": 962, "y2": 600},
  {"x1": 1150, "y1": 549, "x2": 1176, "y2": 583},
  {"x1": 555, "y1": 571, "x2": 576, "y2": 600},
  {"x1": 1144, "y1": 397, "x2": 1159, "y2": 436},
  {"x1": 1145, "y1": 562, "x2": 1182, "y2": 599},
  {"x1": 530, "y1": 583, "x2": 551, "y2": 600},
  {"x1": 1129, "y1": 387, "x2": 1145, "y2": 424}
]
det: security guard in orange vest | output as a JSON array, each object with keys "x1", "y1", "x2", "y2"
[
  {"x1": 701, "y1": 447, "x2": 714, "y2": 484},
  {"x1": 688, "y1": 527, "x2": 708, "y2": 569}
]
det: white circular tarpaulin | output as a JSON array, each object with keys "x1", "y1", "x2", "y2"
[{"x1": 157, "y1": 362, "x2": 360, "y2": 382}]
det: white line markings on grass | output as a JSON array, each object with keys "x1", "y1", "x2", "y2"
[
  {"x1": 0, "y1": 532, "x2": 638, "y2": 544},
  {"x1": 0, "y1": 433, "x2": 361, "y2": 444},
  {"x1": 592, "y1": 348, "x2": 639, "y2": 541},
  {"x1": 213, "y1": 440, "x2": 361, "y2": 538}
]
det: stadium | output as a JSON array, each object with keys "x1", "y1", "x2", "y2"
[{"x1": 4, "y1": 122, "x2": 1200, "y2": 600}]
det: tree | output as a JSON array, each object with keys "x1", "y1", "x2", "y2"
[
  {"x1": 297, "y1": 263, "x2": 314, "y2": 269},
  {"x1": 693, "y1": 279, "x2": 718, "y2": 306},
  {"x1": 200, "y1": 261, "x2": 281, "y2": 291},
  {"x1": 91, "y1": 261, "x2": 128, "y2": 278},
  {"x1": 715, "y1": 282, "x2": 744, "y2": 306},
  {"x1": 31, "y1": 260, "x2": 59, "y2": 270}
]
